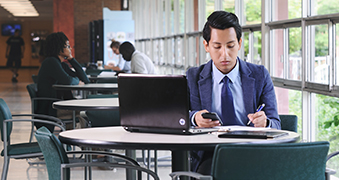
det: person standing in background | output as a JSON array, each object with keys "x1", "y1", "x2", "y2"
[
  {"x1": 104, "y1": 39, "x2": 131, "y2": 73},
  {"x1": 6, "y1": 29, "x2": 25, "y2": 83}
]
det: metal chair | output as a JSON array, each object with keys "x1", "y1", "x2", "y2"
[
  {"x1": 0, "y1": 98, "x2": 65, "y2": 180},
  {"x1": 279, "y1": 114, "x2": 298, "y2": 133},
  {"x1": 170, "y1": 141, "x2": 330, "y2": 180},
  {"x1": 35, "y1": 126, "x2": 159, "y2": 180}
]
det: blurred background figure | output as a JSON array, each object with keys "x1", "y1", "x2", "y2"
[{"x1": 6, "y1": 29, "x2": 25, "y2": 83}]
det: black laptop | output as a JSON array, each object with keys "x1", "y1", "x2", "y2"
[{"x1": 118, "y1": 74, "x2": 219, "y2": 135}]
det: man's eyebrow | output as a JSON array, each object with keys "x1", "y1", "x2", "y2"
[{"x1": 211, "y1": 40, "x2": 236, "y2": 45}]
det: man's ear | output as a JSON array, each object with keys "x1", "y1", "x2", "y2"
[
  {"x1": 203, "y1": 40, "x2": 209, "y2": 52},
  {"x1": 238, "y1": 38, "x2": 242, "y2": 51}
]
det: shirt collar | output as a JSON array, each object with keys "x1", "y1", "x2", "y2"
[{"x1": 212, "y1": 58, "x2": 239, "y2": 84}]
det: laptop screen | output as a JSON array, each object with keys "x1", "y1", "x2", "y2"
[{"x1": 118, "y1": 74, "x2": 190, "y2": 132}]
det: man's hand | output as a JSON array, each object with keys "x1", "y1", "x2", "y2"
[
  {"x1": 78, "y1": 81, "x2": 84, "y2": 85},
  {"x1": 247, "y1": 111, "x2": 267, "y2": 127},
  {"x1": 195, "y1": 109, "x2": 221, "y2": 128}
]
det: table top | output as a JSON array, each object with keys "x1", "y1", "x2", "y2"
[
  {"x1": 59, "y1": 126, "x2": 300, "y2": 151},
  {"x1": 53, "y1": 98, "x2": 119, "y2": 111},
  {"x1": 52, "y1": 83, "x2": 118, "y2": 91}
]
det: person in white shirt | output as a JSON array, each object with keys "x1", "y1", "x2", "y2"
[
  {"x1": 119, "y1": 41, "x2": 155, "y2": 74},
  {"x1": 104, "y1": 40, "x2": 131, "y2": 73}
]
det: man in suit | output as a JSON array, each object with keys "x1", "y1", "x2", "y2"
[{"x1": 187, "y1": 11, "x2": 281, "y2": 174}]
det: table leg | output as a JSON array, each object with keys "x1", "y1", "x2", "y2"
[
  {"x1": 126, "y1": 150, "x2": 136, "y2": 180},
  {"x1": 172, "y1": 150, "x2": 190, "y2": 180}
]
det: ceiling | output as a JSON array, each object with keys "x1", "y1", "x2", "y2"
[{"x1": 0, "y1": 0, "x2": 53, "y2": 22}]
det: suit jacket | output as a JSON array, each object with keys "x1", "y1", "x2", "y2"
[{"x1": 186, "y1": 58, "x2": 281, "y2": 171}]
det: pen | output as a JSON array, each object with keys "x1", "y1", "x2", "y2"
[{"x1": 247, "y1": 103, "x2": 265, "y2": 125}]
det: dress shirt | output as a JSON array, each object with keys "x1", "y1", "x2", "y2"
[
  {"x1": 211, "y1": 60, "x2": 247, "y2": 125},
  {"x1": 117, "y1": 54, "x2": 131, "y2": 73},
  {"x1": 131, "y1": 50, "x2": 155, "y2": 74}
]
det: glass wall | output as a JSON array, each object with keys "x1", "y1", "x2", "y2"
[{"x1": 131, "y1": 1, "x2": 339, "y2": 176}]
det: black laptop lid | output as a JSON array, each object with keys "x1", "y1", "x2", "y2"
[{"x1": 118, "y1": 74, "x2": 190, "y2": 132}]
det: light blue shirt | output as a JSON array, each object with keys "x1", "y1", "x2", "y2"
[
  {"x1": 117, "y1": 54, "x2": 131, "y2": 73},
  {"x1": 211, "y1": 58, "x2": 247, "y2": 125}
]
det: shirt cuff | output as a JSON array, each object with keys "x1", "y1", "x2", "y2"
[
  {"x1": 266, "y1": 119, "x2": 271, "y2": 127},
  {"x1": 191, "y1": 112, "x2": 198, "y2": 126}
]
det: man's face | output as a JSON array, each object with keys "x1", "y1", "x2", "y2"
[
  {"x1": 112, "y1": 47, "x2": 119, "y2": 55},
  {"x1": 204, "y1": 27, "x2": 242, "y2": 74}
]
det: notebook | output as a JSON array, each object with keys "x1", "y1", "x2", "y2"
[
  {"x1": 218, "y1": 130, "x2": 288, "y2": 139},
  {"x1": 118, "y1": 74, "x2": 219, "y2": 135}
]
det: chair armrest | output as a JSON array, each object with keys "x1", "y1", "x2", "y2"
[
  {"x1": 66, "y1": 150, "x2": 139, "y2": 166},
  {"x1": 31, "y1": 97, "x2": 61, "y2": 102},
  {"x1": 169, "y1": 171, "x2": 212, "y2": 180},
  {"x1": 3, "y1": 118, "x2": 65, "y2": 131},
  {"x1": 327, "y1": 150, "x2": 339, "y2": 161},
  {"x1": 61, "y1": 162, "x2": 159, "y2": 180},
  {"x1": 12, "y1": 114, "x2": 64, "y2": 125}
]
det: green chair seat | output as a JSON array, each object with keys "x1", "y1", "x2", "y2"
[{"x1": 1, "y1": 142, "x2": 40, "y2": 156}]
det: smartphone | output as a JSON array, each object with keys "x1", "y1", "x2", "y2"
[{"x1": 201, "y1": 112, "x2": 223, "y2": 125}]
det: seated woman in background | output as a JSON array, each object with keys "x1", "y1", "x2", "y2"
[
  {"x1": 36, "y1": 32, "x2": 89, "y2": 132},
  {"x1": 104, "y1": 39, "x2": 131, "y2": 73}
]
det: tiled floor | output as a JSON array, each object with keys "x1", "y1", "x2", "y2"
[{"x1": 0, "y1": 69, "x2": 172, "y2": 180}]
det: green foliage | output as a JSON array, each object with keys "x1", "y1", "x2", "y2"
[{"x1": 244, "y1": 0, "x2": 261, "y2": 24}]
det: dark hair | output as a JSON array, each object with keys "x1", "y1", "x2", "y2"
[
  {"x1": 14, "y1": 29, "x2": 20, "y2": 33},
  {"x1": 202, "y1": 11, "x2": 242, "y2": 44},
  {"x1": 110, "y1": 39, "x2": 120, "y2": 48},
  {"x1": 44, "y1": 32, "x2": 69, "y2": 57},
  {"x1": 119, "y1": 41, "x2": 135, "y2": 61}
]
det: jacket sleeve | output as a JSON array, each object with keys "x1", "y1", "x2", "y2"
[
  {"x1": 68, "y1": 58, "x2": 90, "y2": 84},
  {"x1": 260, "y1": 67, "x2": 281, "y2": 129},
  {"x1": 45, "y1": 57, "x2": 79, "y2": 85}
]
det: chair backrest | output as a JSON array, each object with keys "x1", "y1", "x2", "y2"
[
  {"x1": 0, "y1": 98, "x2": 13, "y2": 142},
  {"x1": 32, "y1": 74, "x2": 38, "y2": 84},
  {"x1": 211, "y1": 141, "x2": 329, "y2": 180},
  {"x1": 26, "y1": 84, "x2": 38, "y2": 114},
  {"x1": 35, "y1": 126, "x2": 70, "y2": 180},
  {"x1": 279, "y1": 114, "x2": 298, "y2": 133},
  {"x1": 86, "y1": 110, "x2": 120, "y2": 127}
]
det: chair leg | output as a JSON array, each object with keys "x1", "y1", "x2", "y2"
[{"x1": 1, "y1": 156, "x2": 10, "y2": 180}]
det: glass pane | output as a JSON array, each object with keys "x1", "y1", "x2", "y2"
[
  {"x1": 271, "y1": 0, "x2": 302, "y2": 21},
  {"x1": 206, "y1": 0, "x2": 214, "y2": 17},
  {"x1": 253, "y1": 31, "x2": 262, "y2": 65},
  {"x1": 315, "y1": 94, "x2": 339, "y2": 177},
  {"x1": 271, "y1": 29, "x2": 284, "y2": 78},
  {"x1": 288, "y1": 27, "x2": 302, "y2": 80},
  {"x1": 336, "y1": 24, "x2": 339, "y2": 85},
  {"x1": 244, "y1": 0, "x2": 261, "y2": 25},
  {"x1": 310, "y1": 24, "x2": 329, "y2": 84},
  {"x1": 275, "y1": 87, "x2": 302, "y2": 133},
  {"x1": 243, "y1": 32, "x2": 250, "y2": 62},
  {"x1": 179, "y1": 0, "x2": 185, "y2": 33},
  {"x1": 311, "y1": 0, "x2": 339, "y2": 16},
  {"x1": 223, "y1": 0, "x2": 235, "y2": 13}
]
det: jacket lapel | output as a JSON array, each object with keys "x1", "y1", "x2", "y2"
[
  {"x1": 198, "y1": 61, "x2": 213, "y2": 111},
  {"x1": 239, "y1": 59, "x2": 255, "y2": 114}
]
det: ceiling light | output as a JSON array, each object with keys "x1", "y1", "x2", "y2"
[{"x1": 0, "y1": 0, "x2": 39, "y2": 17}]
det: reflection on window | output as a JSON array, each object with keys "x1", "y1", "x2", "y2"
[
  {"x1": 244, "y1": 0, "x2": 261, "y2": 25},
  {"x1": 271, "y1": 29, "x2": 284, "y2": 78},
  {"x1": 311, "y1": 0, "x2": 339, "y2": 16},
  {"x1": 311, "y1": 24, "x2": 329, "y2": 84},
  {"x1": 288, "y1": 27, "x2": 302, "y2": 80},
  {"x1": 223, "y1": 0, "x2": 234, "y2": 13},
  {"x1": 271, "y1": 0, "x2": 301, "y2": 21},
  {"x1": 275, "y1": 87, "x2": 302, "y2": 133},
  {"x1": 314, "y1": 93, "x2": 339, "y2": 173}
]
